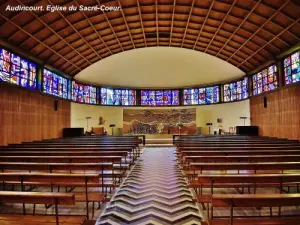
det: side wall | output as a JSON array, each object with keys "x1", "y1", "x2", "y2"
[
  {"x1": 250, "y1": 85, "x2": 300, "y2": 140},
  {"x1": 0, "y1": 83, "x2": 71, "y2": 146},
  {"x1": 71, "y1": 100, "x2": 250, "y2": 135}
]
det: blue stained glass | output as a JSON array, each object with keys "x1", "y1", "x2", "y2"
[
  {"x1": 156, "y1": 90, "x2": 164, "y2": 105},
  {"x1": 72, "y1": 81, "x2": 96, "y2": 104},
  {"x1": 172, "y1": 90, "x2": 179, "y2": 105},
  {"x1": 0, "y1": 49, "x2": 11, "y2": 63},
  {"x1": 101, "y1": 88, "x2": 135, "y2": 105},
  {"x1": 199, "y1": 88, "x2": 206, "y2": 104},
  {"x1": 213, "y1": 86, "x2": 219, "y2": 102},
  {"x1": 43, "y1": 69, "x2": 69, "y2": 98},
  {"x1": 141, "y1": 90, "x2": 179, "y2": 106},
  {"x1": 184, "y1": 86, "x2": 219, "y2": 105},
  {"x1": 223, "y1": 78, "x2": 248, "y2": 102},
  {"x1": 252, "y1": 65, "x2": 277, "y2": 95},
  {"x1": 191, "y1": 89, "x2": 199, "y2": 105},
  {"x1": 0, "y1": 48, "x2": 37, "y2": 89},
  {"x1": 90, "y1": 87, "x2": 97, "y2": 104},
  {"x1": 101, "y1": 88, "x2": 107, "y2": 104},
  {"x1": 163, "y1": 90, "x2": 171, "y2": 105},
  {"x1": 29, "y1": 63, "x2": 36, "y2": 88},
  {"x1": 148, "y1": 91, "x2": 155, "y2": 106},
  {"x1": 284, "y1": 56, "x2": 291, "y2": 67},
  {"x1": 183, "y1": 89, "x2": 190, "y2": 105},
  {"x1": 284, "y1": 51, "x2": 300, "y2": 84},
  {"x1": 11, "y1": 53, "x2": 20, "y2": 66}
]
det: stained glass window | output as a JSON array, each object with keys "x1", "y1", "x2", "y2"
[
  {"x1": 223, "y1": 77, "x2": 248, "y2": 102},
  {"x1": 183, "y1": 86, "x2": 219, "y2": 105},
  {"x1": 43, "y1": 69, "x2": 69, "y2": 99},
  {"x1": 72, "y1": 81, "x2": 97, "y2": 104},
  {"x1": 141, "y1": 90, "x2": 179, "y2": 106},
  {"x1": 100, "y1": 88, "x2": 136, "y2": 105},
  {"x1": 252, "y1": 64, "x2": 277, "y2": 95},
  {"x1": 284, "y1": 51, "x2": 300, "y2": 85},
  {"x1": 0, "y1": 48, "x2": 36, "y2": 89}
]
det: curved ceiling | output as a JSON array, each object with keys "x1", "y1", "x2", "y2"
[
  {"x1": 0, "y1": 0, "x2": 300, "y2": 78},
  {"x1": 75, "y1": 47, "x2": 244, "y2": 88}
]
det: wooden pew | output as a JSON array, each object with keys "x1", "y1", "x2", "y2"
[
  {"x1": 0, "y1": 162, "x2": 114, "y2": 186},
  {"x1": 0, "y1": 156, "x2": 126, "y2": 181},
  {"x1": 189, "y1": 162, "x2": 300, "y2": 178},
  {"x1": 0, "y1": 146, "x2": 140, "y2": 160},
  {"x1": 205, "y1": 193, "x2": 300, "y2": 225},
  {"x1": 183, "y1": 155, "x2": 300, "y2": 168},
  {"x1": 196, "y1": 173, "x2": 300, "y2": 193},
  {"x1": 0, "y1": 151, "x2": 131, "y2": 167},
  {"x1": 193, "y1": 174, "x2": 300, "y2": 208},
  {"x1": 0, "y1": 173, "x2": 102, "y2": 219},
  {"x1": 181, "y1": 150, "x2": 300, "y2": 157},
  {"x1": 178, "y1": 146, "x2": 300, "y2": 152},
  {"x1": 0, "y1": 191, "x2": 84, "y2": 225},
  {"x1": 0, "y1": 156, "x2": 122, "y2": 163}
]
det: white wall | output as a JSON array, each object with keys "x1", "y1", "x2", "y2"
[
  {"x1": 196, "y1": 100, "x2": 250, "y2": 134},
  {"x1": 71, "y1": 103, "x2": 123, "y2": 134},
  {"x1": 71, "y1": 100, "x2": 250, "y2": 135}
]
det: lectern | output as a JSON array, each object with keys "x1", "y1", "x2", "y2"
[
  {"x1": 109, "y1": 124, "x2": 116, "y2": 136},
  {"x1": 239, "y1": 116, "x2": 248, "y2": 126}
]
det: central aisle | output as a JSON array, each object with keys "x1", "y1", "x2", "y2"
[{"x1": 97, "y1": 147, "x2": 202, "y2": 225}]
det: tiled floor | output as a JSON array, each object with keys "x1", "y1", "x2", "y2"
[{"x1": 96, "y1": 147, "x2": 202, "y2": 225}]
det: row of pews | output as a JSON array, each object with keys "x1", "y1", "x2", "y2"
[
  {"x1": 0, "y1": 135, "x2": 142, "y2": 225},
  {"x1": 175, "y1": 135, "x2": 300, "y2": 225}
]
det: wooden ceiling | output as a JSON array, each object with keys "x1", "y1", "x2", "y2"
[{"x1": 0, "y1": 0, "x2": 300, "y2": 77}]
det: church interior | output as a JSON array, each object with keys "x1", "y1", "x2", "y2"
[{"x1": 0, "y1": 0, "x2": 300, "y2": 224}]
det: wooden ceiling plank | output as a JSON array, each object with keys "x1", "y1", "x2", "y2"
[
  {"x1": 14, "y1": 0, "x2": 92, "y2": 67},
  {"x1": 204, "y1": 0, "x2": 237, "y2": 53},
  {"x1": 47, "y1": 0, "x2": 102, "y2": 61},
  {"x1": 97, "y1": 0, "x2": 124, "y2": 52},
  {"x1": 181, "y1": 0, "x2": 195, "y2": 48},
  {"x1": 117, "y1": 0, "x2": 136, "y2": 49},
  {"x1": 238, "y1": 17, "x2": 300, "y2": 67},
  {"x1": 213, "y1": 0, "x2": 297, "y2": 49},
  {"x1": 0, "y1": 12, "x2": 81, "y2": 71},
  {"x1": 227, "y1": 0, "x2": 291, "y2": 62},
  {"x1": 169, "y1": 0, "x2": 176, "y2": 46},
  {"x1": 136, "y1": 0, "x2": 147, "y2": 47},
  {"x1": 216, "y1": 0, "x2": 260, "y2": 57},
  {"x1": 155, "y1": 0, "x2": 158, "y2": 46},
  {"x1": 74, "y1": 1, "x2": 113, "y2": 55},
  {"x1": 255, "y1": 0, "x2": 300, "y2": 41},
  {"x1": 192, "y1": 0, "x2": 215, "y2": 50}
]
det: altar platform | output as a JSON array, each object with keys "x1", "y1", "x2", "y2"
[{"x1": 144, "y1": 134, "x2": 174, "y2": 146}]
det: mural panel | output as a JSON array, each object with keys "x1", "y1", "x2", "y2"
[{"x1": 123, "y1": 108, "x2": 196, "y2": 134}]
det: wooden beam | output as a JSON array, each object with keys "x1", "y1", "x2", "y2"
[
  {"x1": 169, "y1": 0, "x2": 176, "y2": 46},
  {"x1": 192, "y1": 0, "x2": 215, "y2": 50},
  {"x1": 181, "y1": 0, "x2": 195, "y2": 48},
  {"x1": 117, "y1": 0, "x2": 136, "y2": 49}
]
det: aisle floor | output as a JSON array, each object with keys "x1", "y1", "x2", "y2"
[{"x1": 96, "y1": 147, "x2": 202, "y2": 225}]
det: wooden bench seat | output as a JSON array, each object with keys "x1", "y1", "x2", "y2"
[
  {"x1": 0, "y1": 173, "x2": 108, "y2": 219},
  {"x1": 0, "y1": 215, "x2": 86, "y2": 225},
  {"x1": 207, "y1": 193, "x2": 300, "y2": 225},
  {"x1": 0, "y1": 156, "x2": 122, "y2": 164},
  {"x1": 0, "y1": 162, "x2": 113, "y2": 173},
  {"x1": 3, "y1": 180, "x2": 118, "y2": 188},
  {"x1": 202, "y1": 217, "x2": 300, "y2": 225},
  {"x1": 180, "y1": 150, "x2": 300, "y2": 157},
  {"x1": 189, "y1": 162, "x2": 300, "y2": 177},
  {"x1": 0, "y1": 191, "x2": 79, "y2": 225}
]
